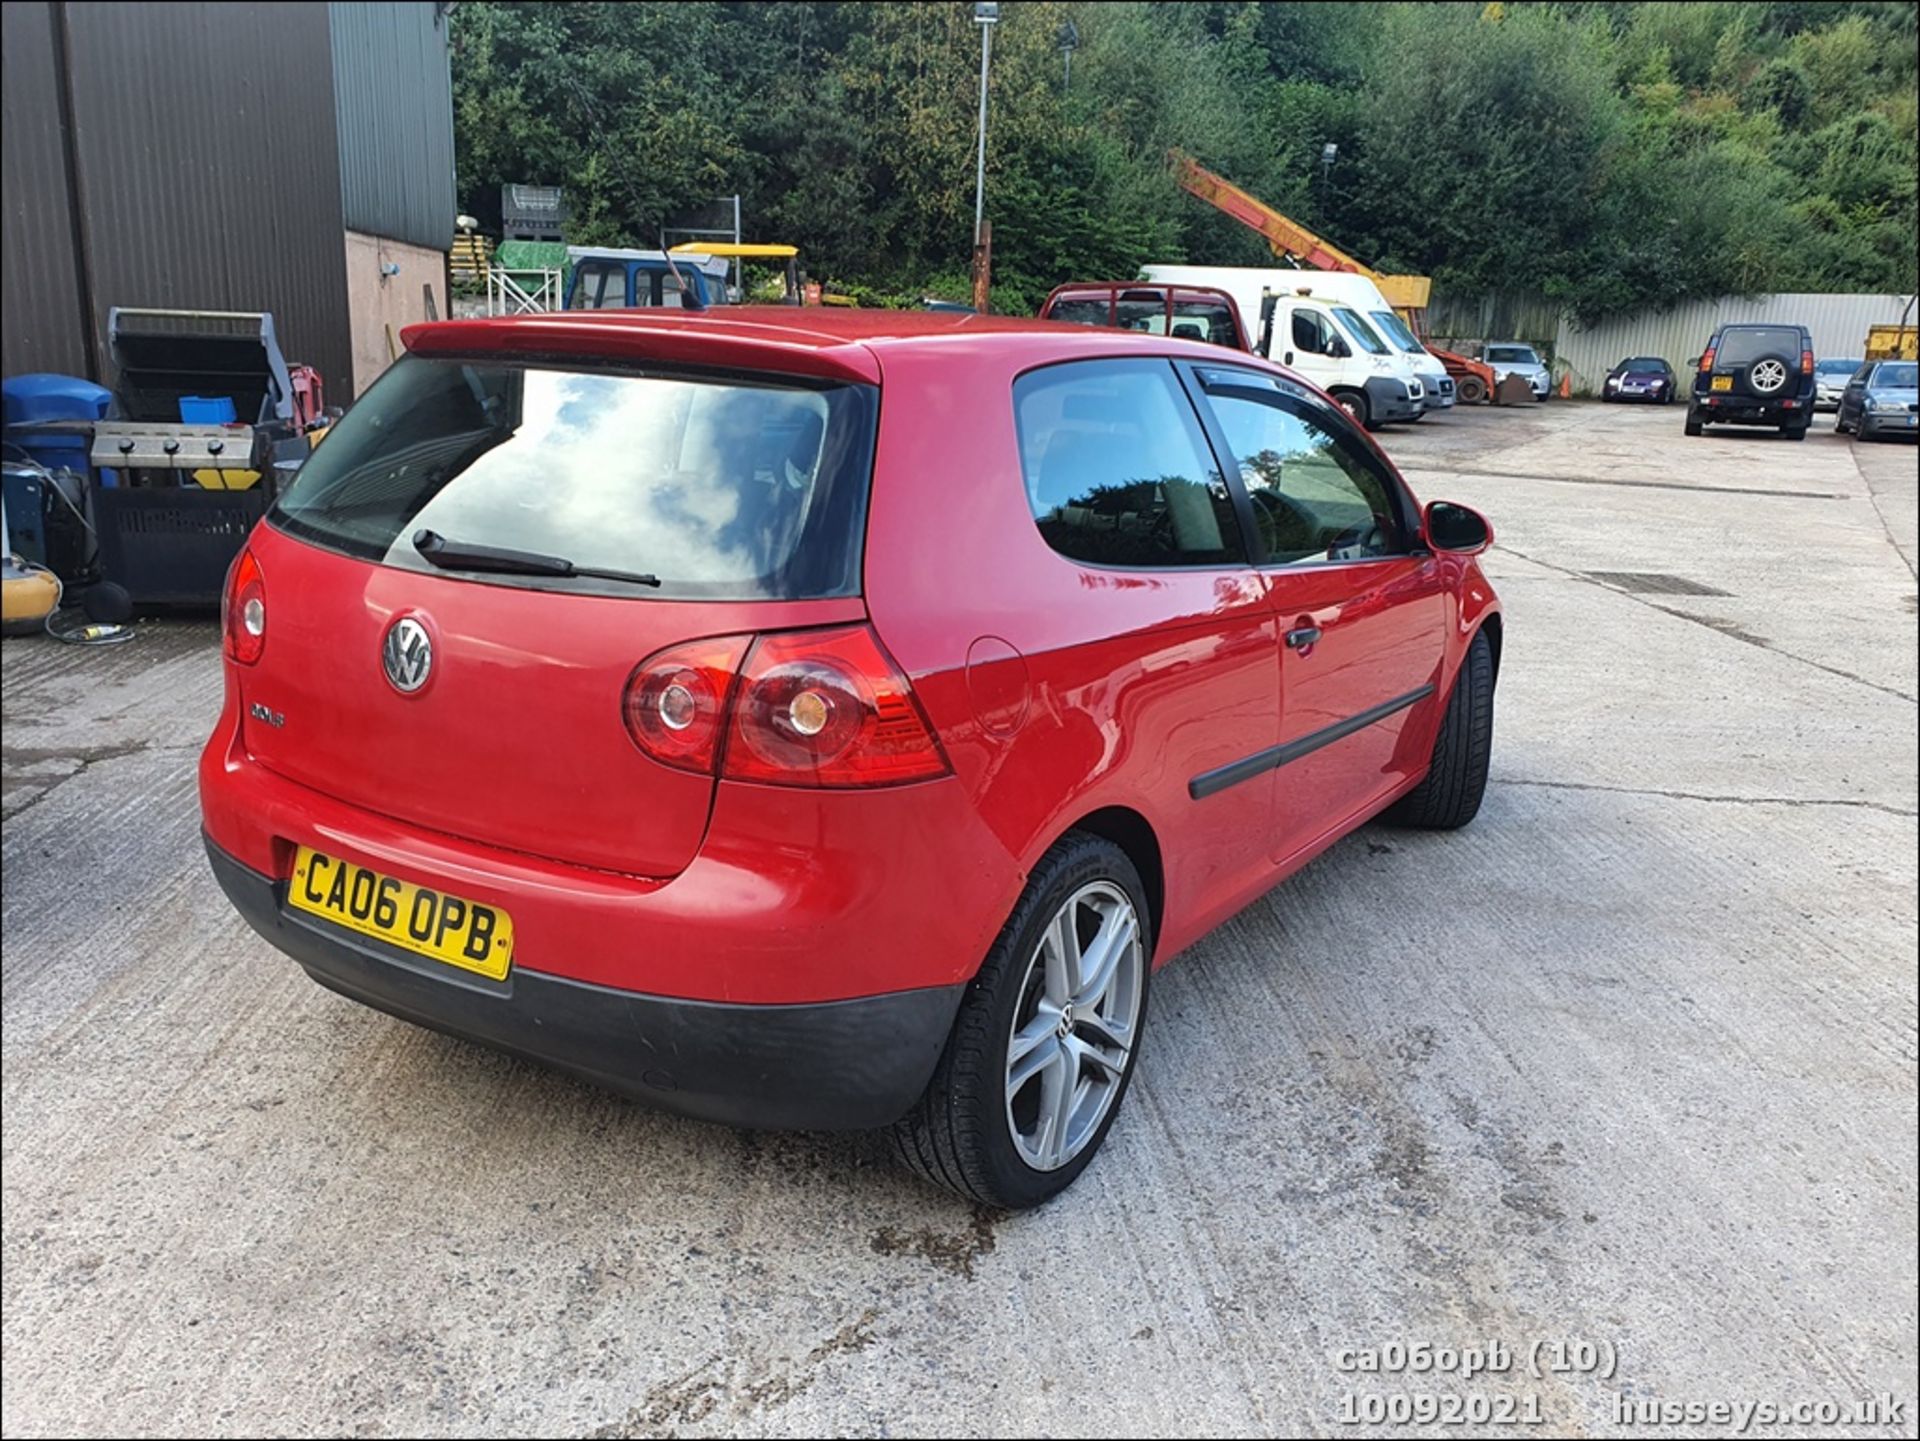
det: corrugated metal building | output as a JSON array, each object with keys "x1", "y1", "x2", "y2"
[
  {"x1": 0, "y1": 1, "x2": 454, "y2": 403},
  {"x1": 1554, "y1": 293, "x2": 1917, "y2": 394}
]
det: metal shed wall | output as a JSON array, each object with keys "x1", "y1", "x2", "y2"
[
  {"x1": 1555, "y1": 293, "x2": 1917, "y2": 393},
  {"x1": 330, "y1": 1, "x2": 456, "y2": 251},
  {"x1": 59, "y1": 2, "x2": 355, "y2": 395},
  {"x1": 0, "y1": 2, "x2": 90, "y2": 379}
]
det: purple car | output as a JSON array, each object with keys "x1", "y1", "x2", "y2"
[{"x1": 1602, "y1": 356, "x2": 1677, "y2": 404}]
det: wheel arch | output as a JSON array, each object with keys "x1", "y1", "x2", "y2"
[
  {"x1": 1477, "y1": 611, "x2": 1503, "y2": 686},
  {"x1": 1060, "y1": 805, "x2": 1165, "y2": 957}
]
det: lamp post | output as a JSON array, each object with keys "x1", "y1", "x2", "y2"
[
  {"x1": 1058, "y1": 18, "x2": 1079, "y2": 92},
  {"x1": 972, "y1": 3, "x2": 999, "y2": 249}
]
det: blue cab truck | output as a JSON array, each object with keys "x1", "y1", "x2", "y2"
[{"x1": 561, "y1": 248, "x2": 734, "y2": 311}]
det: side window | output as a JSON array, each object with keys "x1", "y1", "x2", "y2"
[
  {"x1": 1200, "y1": 383, "x2": 1410, "y2": 565},
  {"x1": 570, "y1": 264, "x2": 626, "y2": 311},
  {"x1": 1851, "y1": 363, "x2": 1873, "y2": 385},
  {"x1": 1290, "y1": 309, "x2": 1323, "y2": 353},
  {"x1": 1014, "y1": 359, "x2": 1247, "y2": 570}
]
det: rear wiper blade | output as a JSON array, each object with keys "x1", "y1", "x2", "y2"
[{"x1": 411, "y1": 529, "x2": 660, "y2": 587}]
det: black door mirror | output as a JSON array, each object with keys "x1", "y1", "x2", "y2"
[
  {"x1": 1328, "y1": 335, "x2": 1351, "y2": 358},
  {"x1": 1424, "y1": 500, "x2": 1492, "y2": 555}
]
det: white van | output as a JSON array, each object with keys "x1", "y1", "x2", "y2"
[
  {"x1": 1289, "y1": 271, "x2": 1456, "y2": 411},
  {"x1": 1140, "y1": 264, "x2": 1425, "y2": 428}
]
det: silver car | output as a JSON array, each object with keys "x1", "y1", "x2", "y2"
[
  {"x1": 1485, "y1": 343, "x2": 1550, "y2": 400},
  {"x1": 1813, "y1": 358, "x2": 1863, "y2": 411}
]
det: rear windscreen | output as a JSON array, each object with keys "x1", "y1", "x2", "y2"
[
  {"x1": 270, "y1": 357, "x2": 877, "y2": 600},
  {"x1": 1716, "y1": 328, "x2": 1801, "y2": 366}
]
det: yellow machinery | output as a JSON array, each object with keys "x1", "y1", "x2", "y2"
[
  {"x1": 1168, "y1": 151, "x2": 1431, "y2": 311},
  {"x1": 1866, "y1": 323, "x2": 1917, "y2": 361},
  {"x1": 1167, "y1": 150, "x2": 1499, "y2": 399},
  {"x1": 668, "y1": 243, "x2": 857, "y2": 306}
]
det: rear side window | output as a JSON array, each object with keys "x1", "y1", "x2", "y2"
[
  {"x1": 1014, "y1": 359, "x2": 1245, "y2": 570},
  {"x1": 271, "y1": 357, "x2": 876, "y2": 600},
  {"x1": 1716, "y1": 328, "x2": 1801, "y2": 366}
]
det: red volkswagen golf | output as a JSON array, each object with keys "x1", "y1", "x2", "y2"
[{"x1": 201, "y1": 307, "x2": 1501, "y2": 1208}]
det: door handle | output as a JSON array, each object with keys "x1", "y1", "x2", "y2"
[
  {"x1": 1283, "y1": 350, "x2": 1295, "y2": 366},
  {"x1": 1286, "y1": 625, "x2": 1322, "y2": 651}
]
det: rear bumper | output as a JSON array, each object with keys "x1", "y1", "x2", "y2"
[
  {"x1": 1691, "y1": 391, "x2": 1814, "y2": 425},
  {"x1": 206, "y1": 837, "x2": 964, "y2": 1130}
]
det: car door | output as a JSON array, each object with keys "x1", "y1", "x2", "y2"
[
  {"x1": 993, "y1": 357, "x2": 1282, "y2": 920},
  {"x1": 1187, "y1": 366, "x2": 1449, "y2": 866}
]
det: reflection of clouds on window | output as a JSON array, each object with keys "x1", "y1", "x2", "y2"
[{"x1": 276, "y1": 357, "x2": 868, "y2": 600}]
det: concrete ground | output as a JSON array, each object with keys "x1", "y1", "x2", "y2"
[{"x1": 3, "y1": 401, "x2": 1914, "y2": 1438}]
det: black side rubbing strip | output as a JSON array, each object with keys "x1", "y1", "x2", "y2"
[{"x1": 1188, "y1": 684, "x2": 1437, "y2": 801}]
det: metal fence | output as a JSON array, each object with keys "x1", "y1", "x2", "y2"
[
  {"x1": 1424, "y1": 288, "x2": 1564, "y2": 350},
  {"x1": 1552, "y1": 293, "x2": 1916, "y2": 393}
]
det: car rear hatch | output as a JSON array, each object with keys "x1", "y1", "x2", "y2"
[
  {"x1": 237, "y1": 348, "x2": 878, "y2": 879},
  {"x1": 1708, "y1": 326, "x2": 1806, "y2": 400}
]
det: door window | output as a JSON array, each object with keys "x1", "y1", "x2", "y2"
[
  {"x1": 1014, "y1": 359, "x2": 1246, "y2": 569},
  {"x1": 1198, "y1": 376, "x2": 1411, "y2": 565},
  {"x1": 1290, "y1": 308, "x2": 1337, "y2": 355}
]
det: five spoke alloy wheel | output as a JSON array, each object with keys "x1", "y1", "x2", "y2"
[{"x1": 1004, "y1": 881, "x2": 1144, "y2": 1172}]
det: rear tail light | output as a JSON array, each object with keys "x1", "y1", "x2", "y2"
[
  {"x1": 622, "y1": 634, "x2": 753, "y2": 774},
  {"x1": 1800, "y1": 349, "x2": 1815, "y2": 374},
  {"x1": 1698, "y1": 347, "x2": 1715, "y2": 372},
  {"x1": 223, "y1": 547, "x2": 266, "y2": 665},
  {"x1": 622, "y1": 625, "x2": 949, "y2": 788}
]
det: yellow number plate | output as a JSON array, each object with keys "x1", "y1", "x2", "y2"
[
  {"x1": 1711, "y1": 376, "x2": 1733, "y2": 391},
  {"x1": 288, "y1": 847, "x2": 514, "y2": 981}
]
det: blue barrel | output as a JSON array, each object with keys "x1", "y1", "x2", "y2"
[{"x1": 3, "y1": 373, "x2": 112, "y2": 486}]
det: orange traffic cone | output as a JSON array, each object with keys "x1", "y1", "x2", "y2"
[{"x1": 1557, "y1": 372, "x2": 1572, "y2": 399}]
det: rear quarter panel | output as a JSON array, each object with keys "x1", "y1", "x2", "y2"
[{"x1": 861, "y1": 338, "x2": 1284, "y2": 966}]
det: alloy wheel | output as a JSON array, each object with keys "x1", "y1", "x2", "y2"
[
  {"x1": 1749, "y1": 358, "x2": 1788, "y2": 394},
  {"x1": 1003, "y1": 880, "x2": 1145, "y2": 1172}
]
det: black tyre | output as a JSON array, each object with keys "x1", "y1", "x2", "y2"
[
  {"x1": 1383, "y1": 627, "x2": 1494, "y2": 830},
  {"x1": 1684, "y1": 411, "x2": 1704, "y2": 437},
  {"x1": 1784, "y1": 423, "x2": 1808, "y2": 441},
  {"x1": 1332, "y1": 388, "x2": 1371, "y2": 429},
  {"x1": 1456, "y1": 375, "x2": 1488, "y2": 404},
  {"x1": 893, "y1": 833, "x2": 1151, "y2": 1209}
]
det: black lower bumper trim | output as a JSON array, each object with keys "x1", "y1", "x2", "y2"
[{"x1": 204, "y1": 837, "x2": 964, "y2": 1131}]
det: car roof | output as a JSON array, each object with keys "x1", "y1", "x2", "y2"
[{"x1": 400, "y1": 305, "x2": 1246, "y2": 386}]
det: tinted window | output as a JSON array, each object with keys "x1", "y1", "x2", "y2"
[
  {"x1": 1014, "y1": 359, "x2": 1245, "y2": 569},
  {"x1": 1716, "y1": 327, "x2": 1801, "y2": 366},
  {"x1": 271, "y1": 357, "x2": 876, "y2": 600},
  {"x1": 1200, "y1": 380, "x2": 1409, "y2": 565}
]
